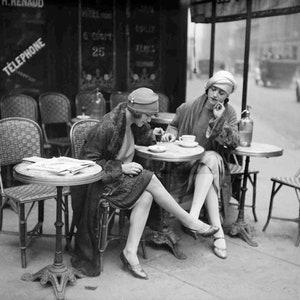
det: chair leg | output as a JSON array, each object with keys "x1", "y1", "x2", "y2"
[
  {"x1": 296, "y1": 191, "x2": 300, "y2": 247},
  {"x1": 98, "y1": 200, "x2": 110, "y2": 273},
  {"x1": 19, "y1": 203, "x2": 27, "y2": 268},
  {"x1": 141, "y1": 232, "x2": 148, "y2": 259},
  {"x1": 119, "y1": 210, "x2": 126, "y2": 238},
  {"x1": 0, "y1": 196, "x2": 8, "y2": 231},
  {"x1": 59, "y1": 146, "x2": 70, "y2": 157},
  {"x1": 68, "y1": 219, "x2": 76, "y2": 246},
  {"x1": 251, "y1": 173, "x2": 258, "y2": 222},
  {"x1": 296, "y1": 219, "x2": 300, "y2": 247},
  {"x1": 263, "y1": 182, "x2": 282, "y2": 232},
  {"x1": 38, "y1": 201, "x2": 44, "y2": 234},
  {"x1": 63, "y1": 195, "x2": 71, "y2": 251},
  {"x1": 230, "y1": 173, "x2": 242, "y2": 203}
]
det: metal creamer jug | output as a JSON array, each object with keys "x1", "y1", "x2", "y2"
[{"x1": 238, "y1": 105, "x2": 253, "y2": 147}]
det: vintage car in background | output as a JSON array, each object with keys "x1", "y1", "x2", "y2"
[{"x1": 258, "y1": 59, "x2": 300, "y2": 88}]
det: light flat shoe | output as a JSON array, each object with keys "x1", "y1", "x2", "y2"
[{"x1": 213, "y1": 237, "x2": 227, "y2": 259}]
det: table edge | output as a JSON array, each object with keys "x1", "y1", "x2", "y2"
[{"x1": 13, "y1": 163, "x2": 102, "y2": 186}]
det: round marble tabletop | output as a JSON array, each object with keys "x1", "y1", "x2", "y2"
[
  {"x1": 14, "y1": 162, "x2": 102, "y2": 187},
  {"x1": 231, "y1": 142, "x2": 283, "y2": 158},
  {"x1": 135, "y1": 142, "x2": 205, "y2": 163}
]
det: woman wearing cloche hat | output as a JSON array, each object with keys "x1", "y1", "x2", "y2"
[
  {"x1": 70, "y1": 87, "x2": 219, "y2": 279},
  {"x1": 162, "y1": 70, "x2": 240, "y2": 260}
]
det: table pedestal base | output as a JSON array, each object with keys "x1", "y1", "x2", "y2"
[
  {"x1": 21, "y1": 264, "x2": 84, "y2": 300},
  {"x1": 229, "y1": 220, "x2": 258, "y2": 247},
  {"x1": 148, "y1": 228, "x2": 186, "y2": 260},
  {"x1": 147, "y1": 201, "x2": 186, "y2": 260}
]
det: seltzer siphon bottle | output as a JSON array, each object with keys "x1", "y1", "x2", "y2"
[
  {"x1": 238, "y1": 105, "x2": 253, "y2": 147},
  {"x1": 91, "y1": 88, "x2": 104, "y2": 119}
]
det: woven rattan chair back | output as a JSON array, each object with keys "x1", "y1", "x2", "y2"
[
  {"x1": 70, "y1": 119, "x2": 100, "y2": 158},
  {"x1": 0, "y1": 117, "x2": 42, "y2": 165},
  {"x1": 39, "y1": 92, "x2": 71, "y2": 124},
  {"x1": 75, "y1": 89, "x2": 106, "y2": 117},
  {"x1": 0, "y1": 94, "x2": 38, "y2": 122},
  {"x1": 0, "y1": 117, "x2": 71, "y2": 268},
  {"x1": 157, "y1": 92, "x2": 170, "y2": 112},
  {"x1": 39, "y1": 92, "x2": 72, "y2": 156},
  {"x1": 109, "y1": 91, "x2": 129, "y2": 110}
]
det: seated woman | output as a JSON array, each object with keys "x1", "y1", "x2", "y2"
[
  {"x1": 162, "y1": 71, "x2": 240, "y2": 259},
  {"x1": 70, "y1": 87, "x2": 218, "y2": 280}
]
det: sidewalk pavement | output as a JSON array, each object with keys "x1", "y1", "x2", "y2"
[{"x1": 1, "y1": 187, "x2": 299, "y2": 300}]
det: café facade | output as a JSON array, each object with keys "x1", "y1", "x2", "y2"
[{"x1": 0, "y1": 0, "x2": 188, "y2": 113}]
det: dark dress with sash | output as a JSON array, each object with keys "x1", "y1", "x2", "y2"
[{"x1": 70, "y1": 103, "x2": 154, "y2": 276}]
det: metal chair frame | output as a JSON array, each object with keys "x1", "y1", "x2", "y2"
[
  {"x1": 0, "y1": 117, "x2": 70, "y2": 268},
  {"x1": 69, "y1": 119, "x2": 147, "y2": 272},
  {"x1": 39, "y1": 92, "x2": 72, "y2": 156},
  {"x1": 263, "y1": 168, "x2": 300, "y2": 246}
]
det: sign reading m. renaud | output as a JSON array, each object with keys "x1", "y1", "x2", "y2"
[
  {"x1": 2, "y1": 37, "x2": 46, "y2": 76},
  {"x1": 1, "y1": 0, "x2": 44, "y2": 7}
]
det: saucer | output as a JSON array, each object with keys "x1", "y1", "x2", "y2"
[
  {"x1": 148, "y1": 145, "x2": 166, "y2": 153},
  {"x1": 178, "y1": 141, "x2": 198, "y2": 148},
  {"x1": 77, "y1": 115, "x2": 91, "y2": 120}
]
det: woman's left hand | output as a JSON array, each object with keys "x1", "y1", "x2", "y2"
[
  {"x1": 213, "y1": 102, "x2": 225, "y2": 119},
  {"x1": 122, "y1": 162, "x2": 143, "y2": 176}
]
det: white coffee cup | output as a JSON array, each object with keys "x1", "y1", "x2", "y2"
[{"x1": 179, "y1": 135, "x2": 196, "y2": 144}]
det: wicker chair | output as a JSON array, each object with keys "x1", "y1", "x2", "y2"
[
  {"x1": 0, "y1": 117, "x2": 70, "y2": 268},
  {"x1": 69, "y1": 119, "x2": 147, "y2": 272},
  {"x1": 157, "y1": 92, "x2": 170, "y2": 112},
  {"x1": 70, "y1": 119, "x2": 100, "y2": 161},
  {"x1": 39, "y1": 92, "x2": 72, "y2": 156},
  {"x1": 263, "y1": 167, "x2": 300, "y2": 246},
  {"x1": 0, "y1": 94, "x2": 38, "y2": 121},
  {"x1": 0, "y1": 94, "x2": 41, "y2": 185},
  {"x1": 109, "y1": 91, "x2": 130, "y2": 110},
  {"x1": 75, "y1": 89, "x2": 106, "y2": 117}
]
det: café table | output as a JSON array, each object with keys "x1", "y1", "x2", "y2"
[
  {"x1": 71, "y1": 114, "x2": 92, "y2": 124},
  {"x1": 135, "y1": 141, "x2": 204, "y2": 259},
  {"x1": 228, "y1": 142, "x2": 283, "y2": 247},
  {"x1": 13, "y1": 162, "x2": 102, "y2": 300}
]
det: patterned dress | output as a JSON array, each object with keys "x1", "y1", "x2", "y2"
[{"x1": 166, "y1": 94, "x2": 240, "y2": 218}]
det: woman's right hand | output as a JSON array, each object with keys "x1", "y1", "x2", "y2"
[
  {"x1": 161, "y1": 133, "x2": 176, "y2": 142},
  {"x1": 122, "y1": 162, "x2": 143, "y2": 176}
]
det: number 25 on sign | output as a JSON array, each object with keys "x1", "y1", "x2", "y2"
[{"x1": 92, "y1": 46, "x2": 105, "y2": 57}]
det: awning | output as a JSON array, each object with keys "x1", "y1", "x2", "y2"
[{"x1": 191, "y1": 0, "x2": 300, "y2": 23}]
